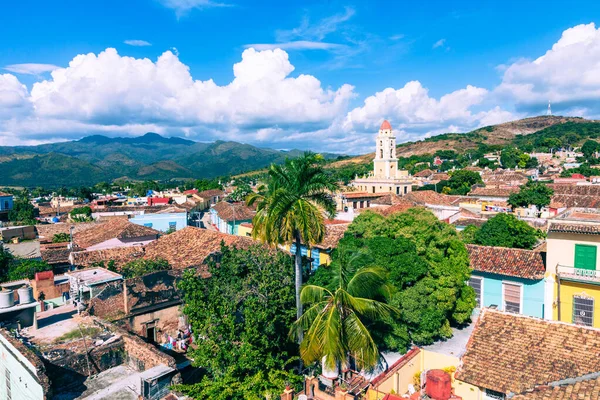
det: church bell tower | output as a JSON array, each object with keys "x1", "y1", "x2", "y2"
[{"x1": 373, "y1": 120, "x2": 398, "y2": 179}]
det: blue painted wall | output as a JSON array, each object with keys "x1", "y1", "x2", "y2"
[
  {"x1": 0, "y1": 195, "x2": 13, "y2": 212},
  {"x1": 129, "y1": 212, "x2": 187, "y2": 232},
  {"x1": 472, "y1": 271, "x2": 546, "y2": 318}
]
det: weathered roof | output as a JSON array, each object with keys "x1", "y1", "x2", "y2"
[
  {"x1": 343, "y1": 192, "x2": 387, "y2": 199},
  {"x1": 41, "y1": 246, "x2": 71, "y2": 265},
  {"x1": 212, "y1": 201, "x2": 255, "y2": 222},
  {"x1": 74, "y1": 218, "x2": 160, "y2": 249},
  {"x1": 548, "y1": 222, "x2": 600, "y2": 235},
  {"x1": 405, "y1": 190, "x2": 466, "y2": 206},
  {"x1": 452, "y1": 218, "x2": 487, "y2": 228},
  {"x1": 0, "y1": 192, "x2": 13, "y2": 197},
  {"x1": 455, "y1": 309, "x2": 600, "y2": 394},
  {"x1": 466, "y1": 244, "x2": 546, "y2": 279},
  {"x1": 469, "y1": 187, "x2": 519, "y2": 198},
  {"x1": 548, "y1": 184, "x2": 600, "y2": 208},
  {"x1": 36, "y1": 222, "x2": 100, "y2": 241},
  {"x1": 196, "y1": 189, "x2": 224, "y2": 199},
  {"x1": 66, "y1": 267, "x2": 123, "y2": 285},
  {"x1": 513, "y1": 375, "x2": 600, "y2": 400},
  {"x1": 414, "y1": 169, "x2": 434, "y2": 178},
  {"x1": 313, "y1": 223, "x2": 350, "y2": 250}
]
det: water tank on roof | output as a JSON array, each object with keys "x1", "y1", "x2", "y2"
[
  {"x1": 18, "y1": 286, "x2": 34, "y2": 304},
  {"x1": 425, "y1": 369, "x2": 452, "y2": 400},
  {"x1": 0, "y1": 290, "x2": 14, "y2": 308},
  {"x1": 321, "y1": 356, "x2": 339, "y2": 380},
  {"x1": 52, "y1": 217, "x2": 60, "y2": 223}
]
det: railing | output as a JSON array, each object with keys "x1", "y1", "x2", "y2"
[{"x1": 557, "y1": 264, "x2": 600, "y2": 283}]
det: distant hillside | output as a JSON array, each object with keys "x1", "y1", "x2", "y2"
[
  {"x1": 329, "y1": 116, "x2": 597, "y2": 168},
  {"x1": 0, "y1": 133, "x2": 336, "y2": 187}
]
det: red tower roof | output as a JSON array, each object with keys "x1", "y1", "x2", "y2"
[{"x1": 380, "y1": 120, "x2": 392, "y2": 130}]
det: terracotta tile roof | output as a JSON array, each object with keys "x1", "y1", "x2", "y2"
[
  {"x1": 196, "y1": 189, "x2": 225, "y2": 199},
  {"x1": 71, "y1": 246, "x2": 143, "y2": 267},
  {"x1": 74, "y1": 218, "x2": 160, "y2": 249},
  {"x1": 548, "y1": 222, "x2": 600, "y2": 235},
  {"x1": 37, "y1": 204, "x2": 76, "y2": 215},
  {"x1": 548, "y1": 185, "x2": 600, "y2": 209},
  {"x1": 483, "y1": 171, "x2": 529, "y2": 185},
  {"x1": 343, "y1": 192, "x2": 387, "y2": 199},
  {"x1": 35, "y1": 222, "x2": 101, "y2": 241},
  {"x1": 0, "y1": 192, "x2": 13, "y2": 197},
  {"x1": 41, "y1": 246, "x2": 71, "y2": 265},
  {"x1": 513, "y1": 375, "x2": 600, "y2": 400},
  {"x1": 313, "y1": 223, "x2": 350, "y2": 250},
  {"x1": 370, "y1": 194, "x2": 415, "y2": 207},
  {"x1": 212, "y1": 201, "x2": 255, "y2": 222},
  {"x1": 455, "y1": 309, "x2": 600, "y2": 394},
  {"x1": 464, "y1": 166, "x2": 483, "y2": 172},
  {"x1": 405, "y1": 191, "x2": 466, "y2": 206},
  {"x1": 452, "y1": 218, "x2": 486, "y2": 228},
  {"x1": 431, "y1": 173, "x2": 450, "y2": 181},
  {"x1": 466, "y1": 244, "x2": 546, "y2": 279},
  {"x1": 469, "y1": 187, "x2": 519, "y2": 197},
  {"x1": 142, "y1": 227, "x2": 257, "y2": 269},
  {"x1": 414, "y1": 169, "x2": 434, "y2": 178}
]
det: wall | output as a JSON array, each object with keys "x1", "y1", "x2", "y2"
[
  {"x1": 0, "y1": 330, "x2": 50, "y2": 400},
  {"x1": 473, "y1": 272, "x2": 546, "y2": 318},
  {"x1": 287, "y1": 244, "x2": 333, "y2": 268},
  {"x1": 129, "y1": 212, "x2": 188, "y2": 232},
  {"x1": 0, "y1": 195, "x2": 13, "y2": 212},
  {"x1": 31, "y1": 274, "x2": 70, "y2": 303},
  {"x1": 547, "y1": 232, "x2": 600, "y2": 272},
  {"x1": 120, "y1": 304, "x2": 182, "y2": 341},
  {"x1": 553, "y1": 280, "x2": 600, "y2": 328},
  {"x1": 238, "y1": 224, "x2": 252, "y2": 237}
]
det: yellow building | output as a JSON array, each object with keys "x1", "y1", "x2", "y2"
[
  {"x1": 351, "y1": 120, "x2": 412, "y2": 196},
  {"x1": 282, "y1": 221, "x2": 349, "y2": 268},
  {"x1": 546, "y1": 209, "x2": 600, "y2": 327},
  {"x1": 237, "y1": 222, "x2": 253, "y2": 237}
]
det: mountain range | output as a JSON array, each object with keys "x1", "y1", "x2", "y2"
[{"x1": 0, "y1": 133, "x2": 319, "y2": 187}]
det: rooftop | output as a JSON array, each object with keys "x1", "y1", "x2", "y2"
[
  {"x1": 74, "y1": 218, "x2": 160, "y2": 249},
  {"x1": 455, "y1": 309, "x2": 600, "y2": 394},
  {"x1": 468, "y1": 186, "x2": 519, "y2": 198},
  {"x1": 211, "y1": 201, "x2": 255, "y2": 221},
  {"x1": 466, "y1": 244, "x2": 546, "y2": 280},
  {"x1": 66, "y1": 268, "x2": 123, "y2": 286}
]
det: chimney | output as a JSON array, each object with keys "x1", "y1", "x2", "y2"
[{"x1": 280, "y1": 386, "x2": 294, "y2": 400}]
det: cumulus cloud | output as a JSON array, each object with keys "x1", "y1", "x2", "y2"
[
  {"x1": 124, "y1": 40, "x2": 152, "y2": 47},
  {"x1": 0, "y1": 74, "x2": 31, "y2": 118},
  {"x1": 244, "y1": 41, "x2": 345, "y2": 51},
  {"x1": 496, "y1": 22, "x2": 600, "y2": 115},
  {"x1": 2, "y1": 48, "x2": 355, "y2": 148},
  {"x1": 4, "y1": 63, "x2": 60, "y2": 75},
  {"x1": 433, "y1": 38, "x2": 446, "y2": 49}
]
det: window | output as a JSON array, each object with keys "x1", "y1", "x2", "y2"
[
  {"x1": 380, "y1": 149, "x2": 383, "y2": 158},
  {"x1": 3, "y1": 201, "x2": 7, "y2": 210},
  {"x1": 468, "y1": 277, "x2": 483, "y2": 308},
  {"x1": 502, "y1": 282, "x2": 522, "y2": 313},
  {"x1": 485, "y1": 389, "x2": 505, "y2": 400},
  {"x1": 573, "y1": 295, "x2": 594, "y2": 327},
  {"x1": 575, "y1": 244, "x2": 597, "y2": 272},
  {"x1": 404, "y1": 186, "x2": 408, "y2": 194}
]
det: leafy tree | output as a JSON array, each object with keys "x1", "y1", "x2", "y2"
[
  {"x1": 293, "y1": 248, "x2": 399, "y2": 371},
  {"x1": 339, "y1": 208, "x2": 475, "y2": 351},
  {"x1": 0, "y1": 248, "x2": 14, "y2": 281},
  {"x1": 70, "y1": 206, "x2": 93, "y2": 222},
  {"x1": 500, "y1": 146, "x2": 521, "y2": 169},
  {"x1": 52, "y1": 233, "x2": 71, "y2": 243},
  {"x1": 120, "y1": 258, "x2": 170, "y2": 278},
  {"x1": 446, "y1": 170, "x2": 483, "y2": 195},
  {"x1": 508, "y1": 182, "x2": 554, "y2": 214},
  {"x1": 474, "y1": 213, "x2": 539, "y2": 249},
  {"x1": 581, "y1": 140, "x2": 600, "y2": 160},
  {"x1": 459, "y1": 225, "x2": 479, "y2": 244},
  {"x1": 176, "y1": 244, "x2": 301, "y2": 400},
  {"x1": 247, "y1": 153, "x2": 337, "y2": 330},
  {"x1": 131, "y1": 180, "x2": 160, "y2": 197},
  {"x1": 8, "y1": 198, "x2": 36, "y2": 225},
  {"x1": 229, "y1": 182, "x2": 252, "y2": 202},
  {"x1": 6, "y1": 259, "x2": 51, "y2": 281},
  {"x1": 190, "y1": 178, "x2": 223, "y2": 192}
]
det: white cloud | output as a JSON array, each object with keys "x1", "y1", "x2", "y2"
[
  {"x1": 244, "y1": 41, "x2": 345, "y2": 51},
  {"x1": 2, "y1": 48, "x2": 354, "y2": 148},
  {"x1": 157, "y1": 0, "x2": 230, "y2": 17},
  {"x1": 496, "y1": 22, "x2": 600, "y2": 115},
  {"x1": 124, "y1": 40, "x2": 152, "y2": 47},
  {"x1": 389, "y1": 34, "x2": 405, "y2": 41},
  {"x1": 276, "y1": 7, "x2": 355, "y2": 43},
  {"x1": 4, "y1": 63, "x2": 60, "y2": 75},
  {"x1": 433, "y1": 38, "x2": 446, "y2": 49},
  {"x1": 0, "y1": 74, "x2": 31, "y2": 118}
]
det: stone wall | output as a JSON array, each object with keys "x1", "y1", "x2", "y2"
[{"x1": 88, "y1": 281, "x2": 125, "y2": 320}]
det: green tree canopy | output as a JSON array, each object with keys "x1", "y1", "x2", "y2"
[
  {"x1": 336, "y1": 208, "x2": 475, "y2": 352},
  {"x1": 445, "y1": 170, "x2": 483, "y2": 195},
  {"x1": 8, "y1": 198, "x2": 36, "y2": 225},
  {"x1": 508, "y1": 181, "x2": 554, "y2": 213},
  {"x1": 120, "y1": 258, "x2": 170, "y2": 279},
  {"x1": 177, "y1": 244, "x2": 300, "y2": 400},
  {"x1": 474, "y1": 213, "x2": 540, "y2": 249},
  {"x1": 293, "y1": 248, "x2": 399, "y2": 371},
  {"x1": 6, "y1": 259, "x2": 52, "y2": 281},
  {"x1": 581, "y1": 140, "x2": 600, "y2": 160}
]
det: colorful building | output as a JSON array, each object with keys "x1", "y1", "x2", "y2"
[
  {"x1": 0, "y1": 192, "x2": 13, "y2": 221},
  {"x1": 287, "y1": 221, "x2": 349, "y2": 269},
  {"x1": 546, "y1": 209, "x2": 600, "y2": 327},
  {"x1": 466, "y1": 244, "x2": 546, "y2": 318},
  {"x1": 210, "y1": 201, "x2": 255, "y2": 235}
]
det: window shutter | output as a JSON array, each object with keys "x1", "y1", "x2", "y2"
[
  {"x1": 503, "y1": 282, "x2": 521, "y2": 313},
  {"x1": 575, "y1": 245, "x2": 597, "y2": 271}
]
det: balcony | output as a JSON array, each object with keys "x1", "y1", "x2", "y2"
[{"x1": 557, "y1": 264, "x2": 600, "y2": 285}]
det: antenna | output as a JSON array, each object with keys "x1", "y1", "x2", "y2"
[{"x1": 547, "y1": 100, "x2": 552, "y2": 116}]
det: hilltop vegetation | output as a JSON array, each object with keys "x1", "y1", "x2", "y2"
[{"x1": 0, "y1": 133, "x2": 336, "y2": 187}]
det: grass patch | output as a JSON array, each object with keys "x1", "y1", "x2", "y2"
[{"x1": 54, "y1": 326, "x2": 101, "y2": 343}]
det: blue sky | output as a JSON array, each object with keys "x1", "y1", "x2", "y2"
[{"x1": 1, "y1": 0, "x2": 600, "y2": 153}]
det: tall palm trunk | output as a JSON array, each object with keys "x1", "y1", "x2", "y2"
[{"x1": 294, "y1": 230, "x2": 303, "y2": 342}]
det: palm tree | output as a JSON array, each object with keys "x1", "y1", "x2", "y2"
[
  {"x1": 291, "y1": 249, "x2": 399, "y2": 372},
  {"x1": 247, "y1": 153, "x2": 338, "y2": 328}
]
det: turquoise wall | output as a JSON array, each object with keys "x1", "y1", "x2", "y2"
[{"x1": 473, "y1": 271, "x2": 546, "y2": 318}]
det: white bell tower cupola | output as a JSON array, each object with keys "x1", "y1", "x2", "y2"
[{"x1": 373, "y1": 120, "x2": 398, "y2": 179}]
